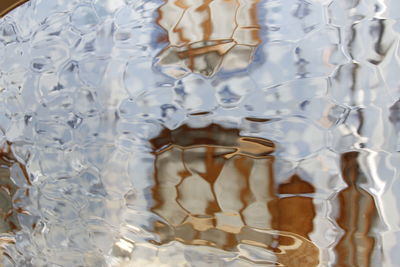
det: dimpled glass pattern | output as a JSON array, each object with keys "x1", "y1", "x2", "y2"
[{"x1": 0, "y1": 0, "x2": 400, "y2": 266}]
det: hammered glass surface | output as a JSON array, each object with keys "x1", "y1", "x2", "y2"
[{"x1": 0, "y1": 0, "x2": 399, "y2": 266}]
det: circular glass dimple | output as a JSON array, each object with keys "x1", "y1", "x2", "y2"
[
  {"x1": 92, "y1": 0, "x2": 125, "y2": 18},
  {"x1": 30, "y1": 57, "x2": 51, "y2": 73},
  {"x1": 114, "y1": 5, "x2": 141, "y2": 27},
  {"x1": 0, "y1": 21, "x2": 18, "y2": 44},
  {"x1": 70, "y1": 5, "x2": 99, "y2": 34}
]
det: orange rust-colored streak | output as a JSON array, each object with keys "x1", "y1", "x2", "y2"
[
  {"x1": 150, "y1": 156, "x2": 165, "y2": 213},
  {"x1": 196, "y1": 0, "x2": 213, "y2": 41},
  {"x1": 235, "y1": 156, "x2": 253, "y2": 217},
  {"x1": 174, "y1": 0, "x2": 189, "y2": 9},
  {"x1": 249, "y1": 1, "x2": 262, "y2": 45},
  {"x1": 177, "y1": 41, "x2": 235, "y2": 58},
  {"x1": 202, "y1": 146, "x2": 223, "y2": 215},
  {"x1": 335, "y1": 152, "x2": 378, "y2": 267},
  {"x1": 173, "y1": 22, "x2": 192, "y2": 46},
  {"x1": 202, "y1": 147, "x2": 224, "y2": 184}
]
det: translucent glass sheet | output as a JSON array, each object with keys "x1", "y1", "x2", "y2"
[{"x1": 0, "y1": 0, "x2": 399, "y2": 266}]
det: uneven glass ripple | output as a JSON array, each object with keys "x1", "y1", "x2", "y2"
[{"x1": 0, "y1": 0, "x2": 399, "y2": 266}]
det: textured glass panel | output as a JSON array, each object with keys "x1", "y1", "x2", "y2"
[{"x1": 0, "y1": 0, "x2": 399, "y2": 266}]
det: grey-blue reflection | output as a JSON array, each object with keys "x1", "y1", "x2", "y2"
[{"x1": 0, "y1": 0, "x2": 399, "y2": 266}]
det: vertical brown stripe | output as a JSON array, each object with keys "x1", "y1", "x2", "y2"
[{"x1": 335, "y1": 152, "x2": 377, "y2": 267}]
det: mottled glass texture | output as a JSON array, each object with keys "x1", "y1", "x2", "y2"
[{"x1": 0, "y1": 0, "x2": 399, "y2": 266}]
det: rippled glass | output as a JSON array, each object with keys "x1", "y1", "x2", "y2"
[{"x1": 0, "y1": 0, "x2": 399, "y2": 266}]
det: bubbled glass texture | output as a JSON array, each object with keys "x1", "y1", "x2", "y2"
[{"x1": 0, "y1": 0, "x2": 399, "y2": 266}]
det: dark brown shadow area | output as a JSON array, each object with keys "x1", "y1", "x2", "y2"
[{"x1": 0, "y1": 0, "x2": 28, "y2": 17}]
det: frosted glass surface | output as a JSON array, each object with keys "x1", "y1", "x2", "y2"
[{"x1": 0, "y1": 0, "x2": 400, "y2": 266}]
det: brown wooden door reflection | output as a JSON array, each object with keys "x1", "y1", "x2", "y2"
[
  {"x1": 155, "y1": 0, "x2": 262, "y2": 77},
  {"x1": 150, "y1": 124, "x2": 320, "y2": 266}
]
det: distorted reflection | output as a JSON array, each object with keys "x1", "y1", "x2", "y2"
[
  {"x1": 335, "y1": 152, "x2": 380, "y2": 267},
  {"x1": 150, "y1": 124, "x2": 320, "y2": 266},
  {"x1": 0, "y1": 142, "x2": 31, "y2": 262},
  {"x1": 155, "y1": 0, "x2": 261, "y2": 78},
  {"x1": 0, "y1": 143, "x2": 22, "y2": 234},
  {"x1": 0, "y1": 0, "x2": 396, "y2": 265}
]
